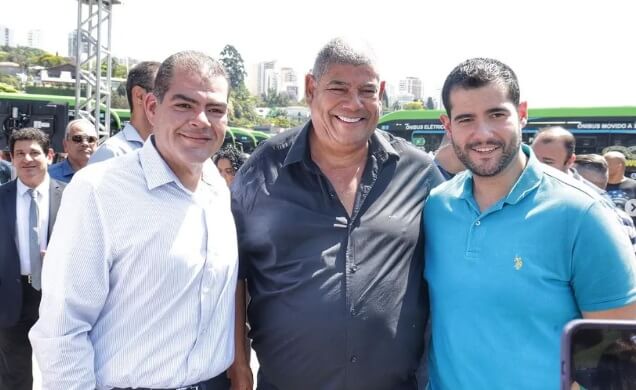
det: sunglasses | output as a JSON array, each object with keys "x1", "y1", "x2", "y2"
[{"x1": 70, "y1": 135, "x2": 98, "y2": 144}]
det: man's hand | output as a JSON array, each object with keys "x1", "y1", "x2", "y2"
[{"x1": 227, "y1": 361, "x2": 253, "y2": 390}]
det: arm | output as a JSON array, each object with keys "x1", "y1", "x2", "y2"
[
  {"x1": 583, "y1": 302, "x2": 636, "y2": 320},
  {"x1": 227, "y1": 279, "x2": 253, "y2": 390},
  {"x1": 573, "y1": 202, "x2": 636, "y2": 316},
  {"x1": 28, "y1": 178, "x2": 110, "y2": 390}
]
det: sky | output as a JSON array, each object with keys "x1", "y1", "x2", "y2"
[{"x1": 2, "y1": 0, "x2": 635, "y2": 108}]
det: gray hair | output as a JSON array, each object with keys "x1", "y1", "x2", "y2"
[
  {"x1": 311, "y1": 37, "x2": 379, "y2": 81},
  {"x1": 65, "y1": 118, "x2": 96, "y2": 138},
  {"x1": 153, "y1": 51, "x2": 229, "y2": 103}
]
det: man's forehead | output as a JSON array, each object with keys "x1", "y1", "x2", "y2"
[
  {"x1": 14, "y1": 140, "x2": 43, "y2": 151},
  {"x1": 321, "y1": 63, "x2": 380, "y2": 83}
]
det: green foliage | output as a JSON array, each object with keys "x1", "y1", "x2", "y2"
[
  {"x1": 111, "y1": 94, "x2": 129, "y2": 109},
  {"x1": 260, "y1": 88, "x2": 290, "y2": 108},
  {"x1": 0, "y1": 45, "x2": 48, "y2": 68},
  {"x1": 227, "y1": 84, "x2": 260, "y2": 127},
  {"x1": 101, "y1": 58, "x2": 128, "y2": 78},
  {"x1": 219, "y1": 45, "x2": 247, "y2": 90},
  {"x1": 0, "y1": 73, "x2": 21, "y2": 88},
  {"x1": 0, "y1": 82, "x2": 18, "y2": 93},
  {"x1": 403, "y1": 101, "x2": 424, "y2": 110},
  {"x1": 425, "y1": 96, "x2": 435, "y2": 110},
  {"x1": 37, "y1": 54, "x2": 66, "y2": 68}
]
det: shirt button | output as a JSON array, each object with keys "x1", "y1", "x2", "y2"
[
  {"x1": 350, "y1": 308, "x2": 356, "y2": 316},
  {"x1": 350, "y1": 265, "x2": 358, "y2": 273},
  {"x1": 475, "y1": 220, "x2": 481, "y2": 226},
  {"x1": 350, "y1": 355, "x2": 358, "y2": 363}
]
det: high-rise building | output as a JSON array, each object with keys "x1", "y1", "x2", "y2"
[
  {"x1": 0, "y1": 25, "x2": 16, "y2": 47},
  {"x1": 280, "y1": 67, "x2": 298, "y2": 101},
  {"x1": 398, "y1": 77, "x2": 423, "y2": 101},
  {"x1": 257, "y1": 61, "x2": 277, "y2": 96},
  {"x1": 26, "y1": 29, "x2": 43, "y2": 50},
  {"x1": 67, "y1": 31, "x2": 89, "y2": 60}
]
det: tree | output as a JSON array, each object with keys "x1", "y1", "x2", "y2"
[
  {"x1": 219, "y1": 44, "x2": 247, "y2": 90},
  {"x1": 37, "y1": 54, "x2": 66, "y2": 68},
  {"x1": 101, "y1": 58, "x2": 128, "y2": 78},
  {"x1": 403, "y1": 101, "x2": 424, "y2": 110},
  {"x1": 425, "y1": 96, "x2": 436, "y2": 110},
  {"x1": 261, "y1": 88, "x2": 290, "y2": 108}
]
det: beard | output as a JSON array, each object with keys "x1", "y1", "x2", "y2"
[{"x1": 452, "y1": 132, "x2": 521, "y2": 177}]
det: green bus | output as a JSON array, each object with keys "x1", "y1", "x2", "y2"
[
  {"x1": 223, "y1": 127, "x2": 270, "y2": 154},
  {"x1": 0, "y1": 91, "x2": 123, "y2": 131},
  {"x1": 378, "y1": 106, "x2": 636, "y2": 171}
]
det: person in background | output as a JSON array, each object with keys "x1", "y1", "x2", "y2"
[
  {"x1": 531, "y1": 126, "x2": 576, "y2": 172},
  {"x1": 0, "y1": 128, "x2": 65, "y2": 390},
  {"x1": 604, "y1": 151, "x2": 636, "y2": 224},
  {"x1": 425, "y1": 57, "x2": 636, "y2": 390},
  {"x1": 30, "y1": 51, "x2": 239, "y2": 390},
  {"x1": 0, "y1": 158, "x2": 11, "y2": 184},
  {"x1": 230, "y1": 37, "x2": 443, "y2": 389},
  {"x1": 213, "y1": 145, "x2": 248, "y2": 187},
  {"x1": 89, "y1": 61, "x2": 160, "y2": 163},
  {"x1": 48, "y1": 119, "x2": 98, "y2": 183}
]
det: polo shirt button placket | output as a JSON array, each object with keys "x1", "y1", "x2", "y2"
[{"x1": 475, "y1": 220, "x2": 481, "y2": 226}]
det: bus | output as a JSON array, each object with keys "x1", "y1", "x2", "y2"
[
  {"x1": 378, "y1": 107, "x2": 636, "y2": 172},
  {"x1": 1, "y1": 92, "x2": 271, "y2": 153}
]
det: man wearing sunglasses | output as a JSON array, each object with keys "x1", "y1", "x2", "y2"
[{"x1": 48, "y1": 119, "x2": 98, "y2": 183}]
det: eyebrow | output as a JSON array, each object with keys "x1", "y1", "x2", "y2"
[{"x1": 171, "y1": 93, "x2": 227, "y2": 108}]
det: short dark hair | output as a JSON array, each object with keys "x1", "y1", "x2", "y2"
[
  {"x1": 442, "y1": 57, "x2": 520, "y2": 117},
  {"x1": 126, "y1": 61, "x2": 160, "y2": 112},
  {"x1": 311, "y1": 37, "x2": 379, "y2": 81},
  {"x1": 533, "y1": 126, "x2": 576, "y2": 162},
  {"x1": 153, "y1": 51, "x2": 229, "y2": 103},
  {"x1": 574, "y1": 154, "x2": 608, "y2": 176},
  {"x1": 9, "y1": 127, "x2": 50, "y2": 154},
  {"x1": 212, "y1": 145, "x2": 248, "y2": 172}
]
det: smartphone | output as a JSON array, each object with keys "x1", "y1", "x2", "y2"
[{"x1": 561, "y1": 319, "x2": 636, "y2": 390}]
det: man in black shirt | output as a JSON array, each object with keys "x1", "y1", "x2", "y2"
[
  {"x1": 230, "y1": 38, "x2": 443, "y2": 390},
  {"x1": 604, "y1": 151, "x2": 636, "y2": 224}
]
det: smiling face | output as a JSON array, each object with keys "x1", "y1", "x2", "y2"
[
  {"x1": 145, "y1": 68, "x2": 229, "y2": 177},
  {"x1": 12, "y1": 139, "x2": 51, "y2": 188},
  {"x1": 305, "y1": 63, "x2": 384, "y2": 152},
  {"x1": 440, "y1": 82, "x2": 527, "y2": 178}
]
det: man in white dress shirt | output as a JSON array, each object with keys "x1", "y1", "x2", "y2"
[
  {"x1": 89, "y1": 61, "x2": 160, "y2": 164},
  {"x1": 30, "y1": 51, "x2": 238, "y2": 390}
]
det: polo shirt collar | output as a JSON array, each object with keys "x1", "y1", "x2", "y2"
[
  {"x1": 139, "y1": 136, "x2": 216, "y2": 192},
  {"x1": 459, "y1": 144, "x2": 542, "y2": 206},
  {"x1": 282, "y1": 121, "x2": 399, "y2": 168}
]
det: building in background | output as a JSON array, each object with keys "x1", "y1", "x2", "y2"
[
  {"x1": 67, "y1": 31, "x2": 89, "y2": 61},
  {"x1": 26, "y1": 29, "x2": 43, "y2": 50},
  {"x1": 0, "y1": 25, "x2": 16, "y2": 47},
  {"x1": 398, "y1": 76, "x2": 423, "y2": 101}
]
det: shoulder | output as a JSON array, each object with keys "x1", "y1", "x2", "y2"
[
  {"x1": 539, "y1": 166, "x2": 603, "y2": 206},
  {"x1": 0, "y1": 179, "x2": 16, "y2": 195}
]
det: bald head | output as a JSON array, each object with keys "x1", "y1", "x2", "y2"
[
  {"x1": 531, "y1": 126, "x2": 576, "y2": 173},
  {"x1": 604, "y1": 151, "x2": 628, "y2": 184}
]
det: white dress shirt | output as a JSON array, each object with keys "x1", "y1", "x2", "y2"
[
  {"x1": 15, "y1": 176, "x2": 50, "y2": 275},
  {"x1": 88, "y1": 123, "x2": 144, "y2": 164},
  {"x1": 29, "y1": 137, "x2": 238, "y2": 390}
]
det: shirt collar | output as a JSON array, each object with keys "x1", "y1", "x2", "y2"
[
  {"x1": 139, "y1": 135, "x2": 218, "y2": 192},
  {"x1": 282, "y1": 121, "x2": 399, "y2": 168},
  {"x1": 459, "y1": 144, "x2": 542, "y2": 205},
  {"x1": 17, "y1": 174, "x2": 50, "y2": 197},
  {"x1": 123, "y1": 123, "x2": 145, "y2": 144},
  {"x1": 59, "y1": 159, "x2": 76, "y2": 176}
]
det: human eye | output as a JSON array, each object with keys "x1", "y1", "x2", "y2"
[{"x1": 175, "y1": 102, "x2": 192, "y2": 110}]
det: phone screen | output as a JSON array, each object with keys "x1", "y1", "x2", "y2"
[{"x1": 569, "y1": 327, "x2": 636, "y2": 390}]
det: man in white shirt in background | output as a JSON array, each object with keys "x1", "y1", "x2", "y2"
[
  {"x1": 88, "y1": 61, "x2": 160, "y2": 163},
  {"x1": 30, "y1": 51, "x2": 238, "y2": 390}
]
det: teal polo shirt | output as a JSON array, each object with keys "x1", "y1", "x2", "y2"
[{"x1": 424, "y1": 144, "x2": 636, "y2": 389}]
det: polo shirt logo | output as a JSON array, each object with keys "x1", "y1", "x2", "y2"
[{"x1": 514, "y1": 255, "x2": 523, "y2": 270}]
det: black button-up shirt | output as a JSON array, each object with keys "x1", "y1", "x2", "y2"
[{"x1": 232, "y1": 122, "x2": 443, "y2": 390}]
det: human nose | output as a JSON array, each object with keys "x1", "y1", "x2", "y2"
[
  {"x1": 341, "y1": 91, "x2": 364, "y2": 111},
  {"x1": 190, "y1": 109, "x2": 212, "y2": 128}
]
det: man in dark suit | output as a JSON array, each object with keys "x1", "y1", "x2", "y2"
[{"x1": 0, "y1": 128, "x2": 65, "y2": 390}]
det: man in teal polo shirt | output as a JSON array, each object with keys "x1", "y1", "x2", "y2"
[{"x1": 424, "y1": 57, "x2": 636, "y2": 389}]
